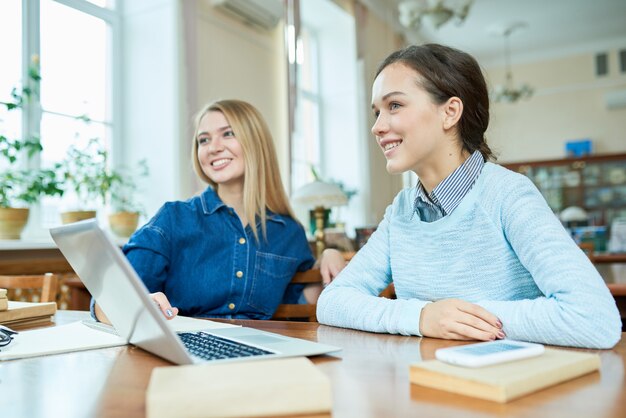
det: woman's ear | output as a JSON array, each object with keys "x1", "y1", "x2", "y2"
[{"x1": 441, "y1": 97, "x2": 463, "y2": 131}]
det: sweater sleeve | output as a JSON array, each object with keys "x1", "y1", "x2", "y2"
[
  {"x1": 477, "y1": 172, "x2": 621, "y2": 349},
  {"x1": 316, "y1": 193, "x2": 429, "y2": 335}
]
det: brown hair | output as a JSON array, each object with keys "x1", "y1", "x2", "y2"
[
  {"x1": 191, "y1": 99, "x2": 296, "y2": 241},
  {"x1": 376, "y1": 44, "x2": 494, "y2": 161}
]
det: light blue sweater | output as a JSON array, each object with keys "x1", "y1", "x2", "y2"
[{"x1": 317, "y1": 163, "x2": 621, "y2": 349}]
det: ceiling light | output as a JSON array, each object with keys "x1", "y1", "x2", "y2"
[
  {"x1": 398, "y1": 0, "x2": 472, "y2": 30},
  {"x1": 492, "y1": 22, "x2": 533, "y2": 104}
]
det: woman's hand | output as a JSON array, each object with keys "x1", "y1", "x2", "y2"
[
  {"x1": 94, "y1": 302, "x2": 111, "y2": 324},
  {"x1": 419, "y1": 299, "x2": 504, "y2": 341},
  {"x1": 150, "y1": 292, "x2": 179, "y2": 320},
  {"x1": 319, "y1": 248, "x2": 347, "y2": 286}
]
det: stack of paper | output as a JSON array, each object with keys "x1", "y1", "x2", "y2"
[
  {"x1": 0, "y1": 315, "x2": 239, "y2": 361},
  {"x1": 0, "y1": 289, "x2": 7, "y2": 311},
  {"x1": 0, "y1": 321, "x2": 127, "y2": 361},
  {"x1": 0, "y1": 300, "x2": 57, "y2": 327}
]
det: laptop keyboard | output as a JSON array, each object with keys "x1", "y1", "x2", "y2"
[{"x1": 178, "y1": 331, "x2": 273, "y2": 361}]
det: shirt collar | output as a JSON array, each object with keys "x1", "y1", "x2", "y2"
[
  {"x1": 200, "y1": 186, "x2": 225, "y2": 215},
  {"x1": 199, "y1": 186, "x2": 286, "y2": 225},
  {"x1": 413, "y1": 150, "x2": 484, "y2": 216}
]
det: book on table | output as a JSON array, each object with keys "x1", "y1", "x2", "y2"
[
  {"x1": 0, "y1": 301, "x2": 57, "y2": 327},
  {"x1": 0, "y1": 288, "x2": 7, "y2": 311},
  {"x1": 146, "y1": 357, "x2": 332, "y2": 418},
  {"x1": 410, "y1": 347, "x2": 601, "y2": 403}
]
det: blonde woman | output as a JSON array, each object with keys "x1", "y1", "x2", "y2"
[{"x1": 94, "y1": 99, "x2": 344, "y2": 322}]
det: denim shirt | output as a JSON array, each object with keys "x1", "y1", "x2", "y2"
[{"x1": 121, "y1": 187, "x2": 315, "y2": 319}]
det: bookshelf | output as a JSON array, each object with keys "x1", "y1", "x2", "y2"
[{"x1": 502, "y1": 153, "x2": 626, "y2": 228}]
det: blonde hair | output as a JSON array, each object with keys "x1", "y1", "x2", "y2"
[{"x1": 191, "y1": 99, "x2": 296, "y2": 241}]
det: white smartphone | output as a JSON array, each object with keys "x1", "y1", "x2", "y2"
[{"x1": 435, "y1": 340, "x2": 545, "y2": 368}]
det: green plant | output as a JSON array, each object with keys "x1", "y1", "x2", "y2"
[
  {"x1": 61, "y1": 137, "x2": 119, "y2": 208},
  {"x1": 0, "y1": 56, "x2": 64, "y2": 208},
  {"x1": 61, "y1": 136, "x2": 148, "y2": 213},
  {"x1": 0, "y1": 168, "x2": 63, "y2": 208},
  {"x1": 109, "y1": 159, "x2": 149, "y2": 215}
]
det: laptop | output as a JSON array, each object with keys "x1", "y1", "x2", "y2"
[{"x1": 50, "y1": 219, "x2": 340, "y2": 365}]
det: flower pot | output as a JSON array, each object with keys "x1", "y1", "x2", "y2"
[
  {"x1": 60, "y1": 210, "x2": 97, "y2": 224},
  {"x1": 0, "y1": 207, "x2": 30, "y2": 240},
  {"x1": 108, "y1": 211, "x2": 139, "y2": 238}
]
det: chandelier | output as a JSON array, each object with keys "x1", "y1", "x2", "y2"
[
  {"x1": 492, "y1": 22, "x2": 533, "y2": 103},
  {"x1": 398, "y1": 0, "x2": 472, "y2": 30}
]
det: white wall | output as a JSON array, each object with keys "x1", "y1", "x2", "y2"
[
  {"x1": 486, "y1": 48, "x2": 626, "y2": 163},
  {"x1": 191, "y1": 1, "x2": 287, "y2": 193},
  {"x1": 121, "y1": 0, "x2": 187, "y2": 219}
]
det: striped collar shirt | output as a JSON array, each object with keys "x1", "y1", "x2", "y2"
[{"x1": 413, "y1": 150, "x2": 485, "y2": 222}]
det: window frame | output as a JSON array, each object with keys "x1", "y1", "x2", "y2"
[
  {"x1": 291, "y1": 24, "x2": 323, "y2": 193},
  {"x1": 17, "y1": 0, "x2": 121, "y2": 236}
]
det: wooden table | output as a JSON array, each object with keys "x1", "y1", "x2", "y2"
[
  {"x1": 0, "y1": 246, "x2": 73, "y2": 275},
  {"x1": 2, "y1": 311, "x2": 625, "y2": 418}
]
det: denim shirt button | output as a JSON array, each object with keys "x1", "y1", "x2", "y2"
[
  {"x1": 236, "y1": 271, "x2": 244, "y2": 278},
  {"x1": 228, "y1": 303, "x2": 235, "y2": 310},
  {"x1": 238, "y1": 237, "x2": 246, "y2": 244}
]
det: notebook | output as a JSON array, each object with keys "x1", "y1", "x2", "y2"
[
  {"x1": 50, "y1": 219, "x2": 341, "y2": 365},
  {"x1": 0, "y1": 315, "x2": 238, "y2": 361}
]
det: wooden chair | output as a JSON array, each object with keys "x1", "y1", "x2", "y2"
[
  {"x1": 271, "y1": 266, "x2": 397, "y2": 322},
  {"x1": 0, "y1": 273, "x2": 59, "y2": 303},
  {"x1": 272, "y1": 269, "x2": 322, "y2": 322}
]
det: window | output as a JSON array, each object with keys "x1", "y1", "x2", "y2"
[
  {"x1": 291, "y1": 0, "x2": 364, "y2": 236},
  {"x1": 0, "y1": 1, "x2": 23, "y2": 168},
  {"x1": 0, "y1": 0, "x2": 119, "y2": 237},
  {"x1": 39, "y1": 0, "x2": 114, "y2": 223},
  {"x1": 85, "y1": 0, "x2": 114, "y2": 7},
  {"x1": 291, "y1": 27, "x2": 322, "y2": 193}
]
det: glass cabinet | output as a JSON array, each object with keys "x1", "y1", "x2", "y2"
[{"x1": 503, "y1": 153, "x2": 626, "y2": 227}]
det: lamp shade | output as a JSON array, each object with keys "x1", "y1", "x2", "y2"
[
  {"x1": 292, "y1": 181, "x2": 348, "y2": 210},
  {"x1": 560, "y1": 206, "x2": 588, "y2": 223}
]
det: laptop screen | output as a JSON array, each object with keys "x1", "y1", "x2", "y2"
[{"x1": 50, "y1": 219, "x2": 192, "y2": 364}]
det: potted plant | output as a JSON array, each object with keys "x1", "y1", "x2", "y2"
[
  {"x1": 59, "y1": 129, "x2": 149, "y2": 235},
  {"x1": 0, "y1": 165, "x2": 64, "y2": 239},
  {"x1": 59, "y1": 136, "x2": 119, "y2": 224},
  {"x1": 0, "y1": 57, "x2": 64, "y2": 239},
  {"x1": 107, "y1": 159, "x2": 149, "y2": 238}
]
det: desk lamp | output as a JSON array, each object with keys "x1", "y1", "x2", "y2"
[
  {"x1": 560, "y1": 206, "x2": 589, "y2": 228},
  {"x1": 292, "y1": 181, "x2": 348, "y2": 258}
]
